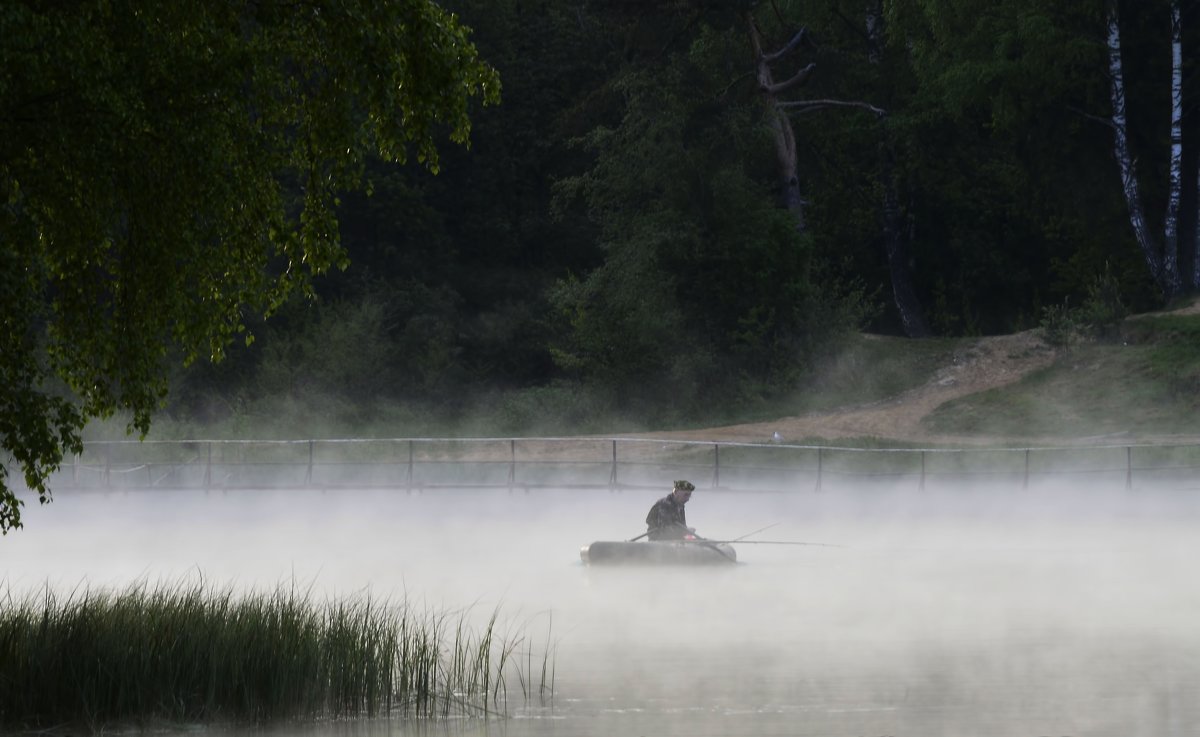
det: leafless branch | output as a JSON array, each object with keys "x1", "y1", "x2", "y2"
[
  {"x1": 1067, "y1": 105, "x2": 1116, "y2": 130},
  {"x1": 770, "y1": 0, "x2": 787, "y2": 29},
  {"x1": 762, "y1": 63, "x2": 816, "y2": 94},
  {"x1": 830, "y1": 6, "x2": 873, "y2": 48},
  {"x1": 716, "y1": 71, "x2": 756, "y2": 101},
  {"x1": 778, "y1": 99, "x2": 886, "y2": 118},
  {"x1": 762, "y1": 27, "x2": 813, "y2": 63}
]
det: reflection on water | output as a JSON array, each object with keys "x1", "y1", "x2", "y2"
[{"x1": 5, "y1": 482, "x2": 1200, "y2": 735}]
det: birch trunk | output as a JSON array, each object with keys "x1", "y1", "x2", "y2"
[
  {"x1": 1164, "y1": 0, "x2": 1183, "y2": 295},
  {"x1": 1107, "y1": 0, "x2": 1168, "y2": 294},
  {"x1": 867, "y1": 0, "x2": 931, "y2": 337}
]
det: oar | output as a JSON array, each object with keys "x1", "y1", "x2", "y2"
[
  {"x1": 637, "y1": 526, "x2": 739, "y2": 563},
  {"x1": 633, "y1": 521, "x2": 691, "y2": 542},
  {"x1": 702, "y1": 541, "x2": 738, "y2": 563},
  {"x1": 689, "y1": 537, "x2": 738, "y2": 563}
]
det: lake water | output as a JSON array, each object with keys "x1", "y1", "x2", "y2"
[{"x1": 5, "y1": 480, "x2": 1200, "y2": 736}]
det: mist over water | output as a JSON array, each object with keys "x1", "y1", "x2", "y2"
[{"x1": 5, "y1": 478, "x2": 1200, "y2": 736}]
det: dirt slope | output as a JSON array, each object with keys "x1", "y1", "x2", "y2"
[
  {"x1": 650, "y1": 330, "x2": 1057, "y2": 446},
  {"x1": 639, "y1": 298, "x2": 1200, "y2": 447}
]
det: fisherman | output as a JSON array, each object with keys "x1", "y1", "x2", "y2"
[{"x1": 645, "y1": 479, "x2": 698, "y2": 540}]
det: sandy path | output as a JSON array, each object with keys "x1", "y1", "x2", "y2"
[{"x1": 646, "y1": 331, "x2": 1058, "y2": 446}]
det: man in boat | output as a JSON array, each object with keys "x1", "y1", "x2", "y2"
[{"x1": 645, "y1": 479, "x2": 697, "y2": 540}]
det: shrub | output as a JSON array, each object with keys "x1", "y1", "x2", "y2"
[{"x1": 1039, "y1": 301, "x2": 1078, "y2": 348}]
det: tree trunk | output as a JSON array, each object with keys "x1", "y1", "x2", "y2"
[
  {"x1": 746, "y1": 13, "x2": 809, "y2": 233},
  {"x1": 868, "y1": 0, "x2": 931, "y2": 337},
  {"x1": 1107, "y1": 0, "x2": 1170, "y2": 296},
  {"x1": 878, "y1": 140, "x2": 931, "y2": 337},
  {"x1": 1195, "y1": 151, "x2": 1200, "y2": 288},
  {"x1": 1164, "y1": 0, "x2": 1184, "y2": 295}
]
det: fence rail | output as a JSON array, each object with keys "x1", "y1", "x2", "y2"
[{"x1": 33, "y1": 437, "x2": 1200, "y2": 494}]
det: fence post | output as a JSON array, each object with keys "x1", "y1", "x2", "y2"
[
  {"x1": 406, "y1": 440, "x2": 414, "y2": 491},
  {"x1": 1023, "y1": 449, "x2": 1030, "y2": 490},
  {"x1": 815, "y1": 447, "x2": 823, "y2": 492},
  {"x1": 509, "y1": 439, "x2": 517, "y2": 493},
  {"x1": 104, "y1": 443, "x2": 112, "y2": 488},
  {"x1": 919, "y1": 451, "x2": 926, "y2": 491},
  {"x1": 306, "y1": 440, "x2": 314, "y2": 486},
  {"x1": 1126, "y1": 446, "x2": 1133, "y2": 491},
  {"x1": 609, "y1": 440, "x2": 618, "y2": 491},
  {"x1": 713, "y1": 444, "x2": 720, "y2": 489}
]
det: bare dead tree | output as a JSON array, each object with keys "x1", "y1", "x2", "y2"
[
  {"x1": 746, "y1": 6, "x2": 929, "y2": 336},
  {"x1": 746, "y1": 14, "x2": 813, "y2": 231},
  {"x1": 744, "y1": 12, "x2": 885, "y2": 226}
]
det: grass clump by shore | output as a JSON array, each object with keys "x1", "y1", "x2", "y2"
[{"x1": 0, "y1": 580, "x2": 553, "y2": 732}]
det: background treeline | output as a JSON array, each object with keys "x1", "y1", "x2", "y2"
[{"x1": 168, "y1": 0, "x2": 1198, "y2": 436}]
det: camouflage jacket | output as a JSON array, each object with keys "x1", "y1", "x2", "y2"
[{"x1": 645, "y1": 493, "x2": 688, "y2": 540}]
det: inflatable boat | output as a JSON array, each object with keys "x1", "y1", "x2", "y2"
[{"x1": 580, "y1": 539, "x2": 737, "y2": 566}]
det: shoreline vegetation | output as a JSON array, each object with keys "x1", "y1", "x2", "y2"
[
  {"x1": 153, "y1": 301, "x2": 1200, "y2": 447},
  {"x1": 0, "y1": 579, "x2": 553, "y2": 732}
]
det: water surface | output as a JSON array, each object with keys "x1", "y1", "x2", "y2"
[{"x1": 5, "y1": 481, "x2": 1198, "y2": 735}]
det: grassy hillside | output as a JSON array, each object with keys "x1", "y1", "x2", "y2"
[
  {"x1": 797, "y1": 334, "x2": 963, "y2": 413},
  {"x1": 116, "y1": 307, "x2": 1200, "y2": 444},
  {"x1": 924, "y1": 313, "x2": 1200, "y2": 440}
]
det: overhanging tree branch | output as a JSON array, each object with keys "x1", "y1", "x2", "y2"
[{"x1": 0, "y1": 0, "x2": 500, "y2": 533}]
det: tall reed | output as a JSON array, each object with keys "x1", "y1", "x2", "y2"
[{"x1": 0, "y1": 580, "x2": 552, "y2": 731}]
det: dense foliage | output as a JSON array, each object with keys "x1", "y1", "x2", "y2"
[
  {"x1": 5, "y1": 0, "x2": 1200, "y2": 527},
  {"x1": 0, "y1": 0, "x2": 498, "y2": 530}
]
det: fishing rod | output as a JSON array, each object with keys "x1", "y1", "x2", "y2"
[
  {"x1": 729, "y1": 522, "x2": 780, "y2": 542},
  {"x1": 630, "y1": 520, "x2": 696, "y2": 542},
  {"x1": 718, "y1": 522, "x2": 842, "y2": 547},
  {"x1": 631, "y1": 522, "x2": 839, "y2": 548},
  {"x1": 628, "y1": 527, "x2": 738, "y2": 560},
  {"x1": 701, "y1": 539, "x2": 844, "y2": 548}
]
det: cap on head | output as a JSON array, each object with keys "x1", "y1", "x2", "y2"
[{"x1": 674, "y1": 480, "x2": 695, "y2": 492}]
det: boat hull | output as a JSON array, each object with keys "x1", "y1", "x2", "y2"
[{"x1": 580, "y1": 540, "x2": 737, "y2": 566}]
